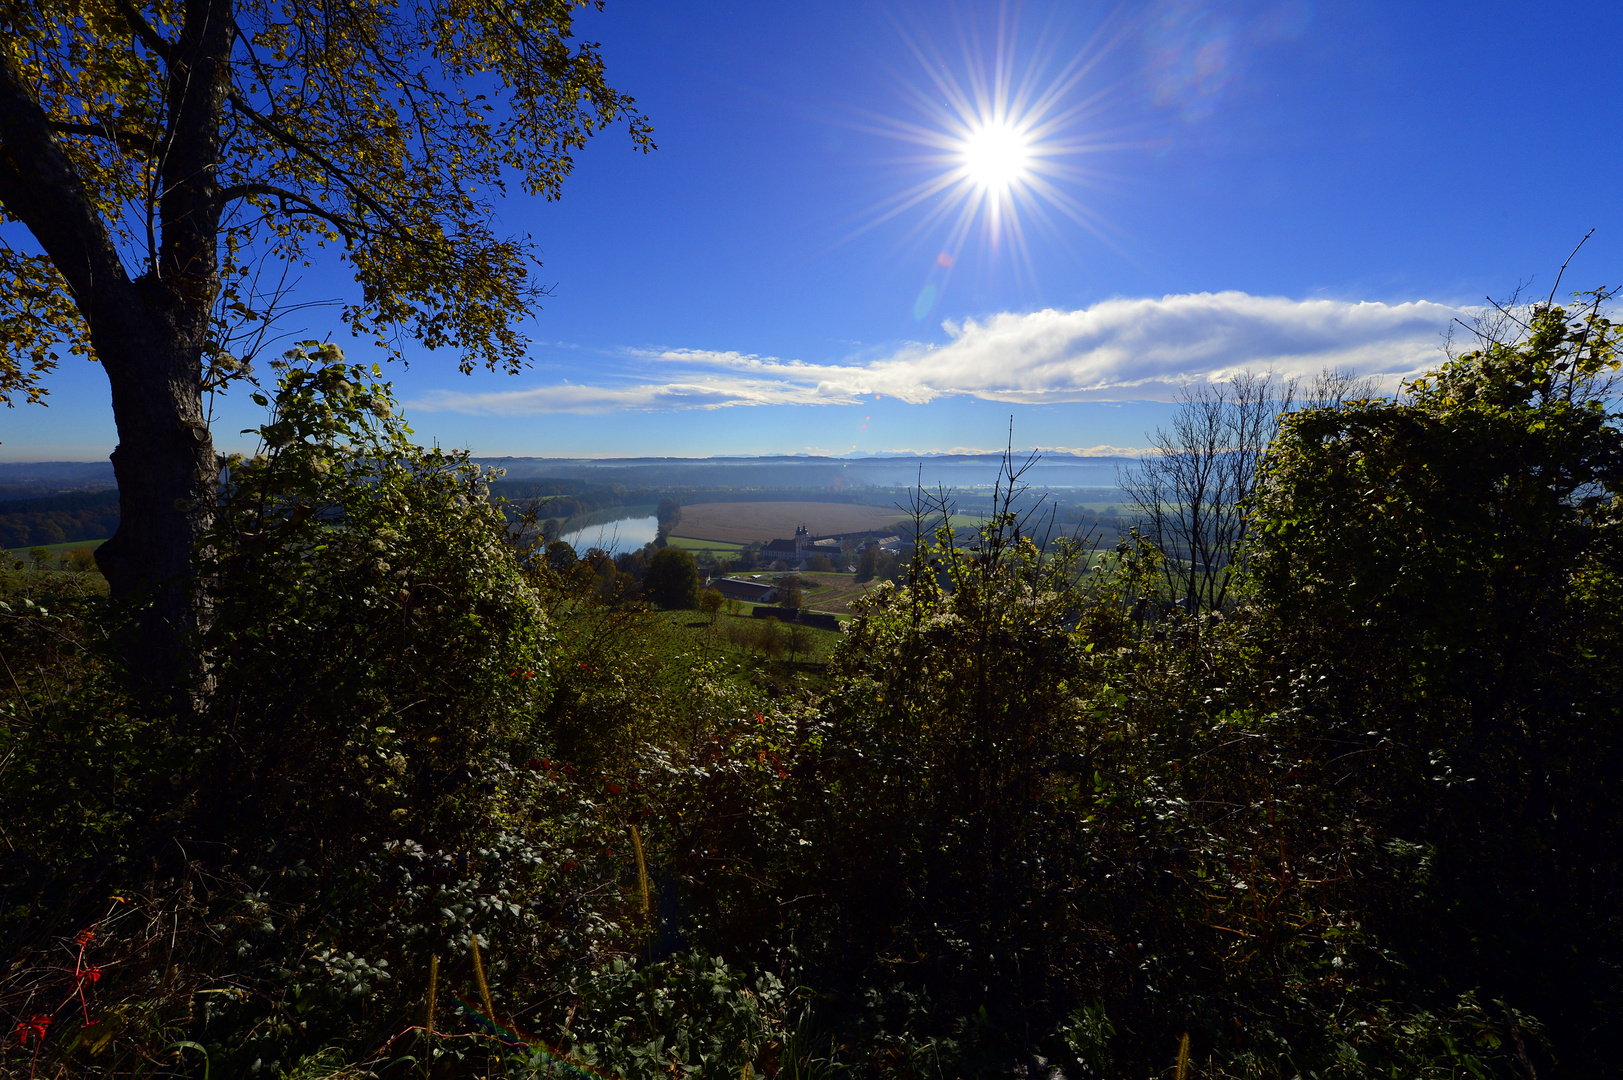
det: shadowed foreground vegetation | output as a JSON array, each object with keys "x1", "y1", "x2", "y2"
[{"x1": 3, "y1": 299, "x2": 1622, "y2": 1078}]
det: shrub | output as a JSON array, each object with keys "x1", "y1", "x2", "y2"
[
  {"x1": 8, "y1": 327, "x2": 1620, "y2": 1078},
  {"x1": 197, "y1": 347, "x2": 555, "y2": 856}
]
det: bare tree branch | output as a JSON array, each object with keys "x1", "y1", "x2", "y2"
[
  {"x1": 1547, "y1": 228, "x2": 1595, "y2": 305},
  {"x1": 48, "y1": 120, "x2": 163, "y2": 151},
  {"x1": 1122, "y1": 373, "x2": 1295, "y2": 615},
  {"x1": 114, "y1": 0, "x2": 179, "y2": 64}
]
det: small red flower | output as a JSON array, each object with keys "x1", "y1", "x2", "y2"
[
  {"x1": 15, "y1": 1014, "x2": 50, "y2": 1046},
  {"x1": 72, "y1": 929, "x2": 103, "y2": 1026}
]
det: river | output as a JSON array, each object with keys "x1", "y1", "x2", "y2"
[{"x1": 559, "y1": 513, "x2": 660, "y2": 557}]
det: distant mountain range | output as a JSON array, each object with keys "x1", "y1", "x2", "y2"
[{"x1": 0, "y1": 460, "x2": 117, "y2": 488}]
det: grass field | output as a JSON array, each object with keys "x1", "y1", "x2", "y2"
[
  {"x1": 665, "y1": 535, "x2": 743, "y2": 553},
  {"x1": 670, "y1": 501, "x2": 908, "y2": 545},
  {"x1": 729, "y1": 599, "x2": 854, "y2": 623},
  {"x1": 790, "y1": 571, "x2": 878, "y2": 615},
  {"x1": 652, "y1": 608, "x2": 845, "y2": 665},
  {"x1": 6, "y1": 537, "x2": 107, "y2": 563}
]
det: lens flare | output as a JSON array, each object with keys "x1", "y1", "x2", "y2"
[{"x1": 912, "y1": 282, "x2": 938, "y2": 320}]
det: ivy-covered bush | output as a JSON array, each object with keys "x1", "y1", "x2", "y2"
[
  {"x1": 2, "y1": 348, "x2": 621, "y2": 1078},
  {"x1": 197, "y1": 344, "x2": 555, "y2": 855}
]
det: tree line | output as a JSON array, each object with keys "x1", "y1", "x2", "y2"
[{"x1": 0, "y1": 488, "x2": 120, "y2": 548}]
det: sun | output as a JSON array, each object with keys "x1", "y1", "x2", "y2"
[
  {"x1": 839, "y1": 7, "x2": 1125, "y2": 289},
  {"x1": 960, "y1": 120, "x2": 1032, "y2": 193}
]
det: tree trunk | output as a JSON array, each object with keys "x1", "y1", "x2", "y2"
[
  {"x1": 94, "y1": 0, "x2": 234, "y2": 705},
  {"x1": 0, "y1": 0, "x2": 231, "y2": 709},
  {"x1": 93, "y1": 308, "x2": 217, "y2": 703}
]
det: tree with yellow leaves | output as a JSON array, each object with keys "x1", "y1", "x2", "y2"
[{"x1": 0, "y1": 0, "x2": 652, "y2": 696}]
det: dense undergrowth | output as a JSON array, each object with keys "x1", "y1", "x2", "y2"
[{"x1": 4, "y1": 305, "x2": 1622, "y2": 1078}]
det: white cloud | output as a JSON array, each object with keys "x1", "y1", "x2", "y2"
[
  {"x1": 409, "y1": 291, "x2": 1464, "y2": 415},
  {"x1": 408, "y1": 376, "x2": 841, "y2": 414}
]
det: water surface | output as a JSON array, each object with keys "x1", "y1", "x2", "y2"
[{"x1": 560, "y1": 514, "x2": 659, "y2": 557}]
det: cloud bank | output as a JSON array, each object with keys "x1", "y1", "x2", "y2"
[{"x1": 409, "y1": 291, "x2": 1464, "y2": 415}]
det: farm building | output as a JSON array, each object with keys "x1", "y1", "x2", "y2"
[{"x1": 712, "y1": 577, "x2": 779, "y2": 603}]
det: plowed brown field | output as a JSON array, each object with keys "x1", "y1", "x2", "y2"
[{"x1": 669, "y1": 501, "x2": 907, "y2": 544}]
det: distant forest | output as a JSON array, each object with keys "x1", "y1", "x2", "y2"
[{"x1": 0, "y1": 488, "x2": 120, "y2": 548}]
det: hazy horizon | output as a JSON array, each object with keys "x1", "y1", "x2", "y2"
[{"x1": 0, "y1": 451, "x2": 1138, "y2": 500}]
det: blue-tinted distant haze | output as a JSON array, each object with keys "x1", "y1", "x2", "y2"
[{"x1": 5, "y1": 0, "x2": 1621, "y2": 461}]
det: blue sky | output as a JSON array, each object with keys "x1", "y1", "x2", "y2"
[{"x1": 6, "y1": 0, "x2": 1622, "y2": 461}]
